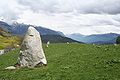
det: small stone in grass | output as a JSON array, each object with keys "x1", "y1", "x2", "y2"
[{"x1": 5, "y1": 66, "x2": 16, "y2": 70}]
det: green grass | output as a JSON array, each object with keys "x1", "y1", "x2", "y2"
[
  {"x1": 0, "y1": 43, "x2": 120, "y2": 80},
  {"x1": 0, "y1": 36, "x2": 21, "y2": 49}
]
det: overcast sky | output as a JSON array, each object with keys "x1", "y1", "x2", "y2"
[{"x1": 0, "y1": 0, "x2": 120, "y2": 35}]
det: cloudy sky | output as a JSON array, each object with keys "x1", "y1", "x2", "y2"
[{"x1": 0, "y1": 0, "x2": 120, "y2": 35}]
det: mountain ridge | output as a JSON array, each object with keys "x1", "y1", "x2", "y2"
[
  {"x1": 0, "y1": 21, "x2": 79, "y2": 43},
  {"x1": 66, "y1": 33, "x2": 120, "y2": 44}
]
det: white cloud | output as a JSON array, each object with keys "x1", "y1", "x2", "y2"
[
  {"x1": 1, "y1": 0, "x2": 120, "y2": 35},
  {"x1": 0, "y1": 0, "x2": 25, "y2": 23},
  {"x1": 17, "y1": 0, "x2": 120, "y2": 14},
  {"x1": 17, "y1": 11, "x2": 120, "y2": 35}
]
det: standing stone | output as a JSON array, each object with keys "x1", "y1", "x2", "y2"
[{"x1": 17, "y1": 26, "x2": 47, "y2": 68}]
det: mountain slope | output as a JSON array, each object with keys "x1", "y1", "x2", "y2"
[
  {"x1": 66, "y1": 33, "x2": 85, "y2": 42},
  {"x1": 0, "y1": 21, "x2": 79, "y2": 43},
  {"x1": 0, "y1": 21, "x2": 12, "y2": 32},
  {"x1": 41, "y1": 35, "x2": 80, "y2": 43},
  {"x1": 67, "y1": 33, "x2": 120, "y2": 44},
  {"x1": 0, "y1": 27, "x2": 21, "y2": 49},
  {"x1": 0, "y1": 27, "x2": 11, "y2": 37},
  {"x1": 11, "y1": 23, "x2": 65, "y2": 36}
]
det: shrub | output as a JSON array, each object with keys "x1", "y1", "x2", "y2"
[{"x1": 116, "y1": 36, "x2": 120, "y2": 44}]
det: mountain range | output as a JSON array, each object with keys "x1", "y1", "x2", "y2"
[
  {"x1": 0, "y1": 21, "x2": 66, "y2": 36},
  {"x1": 0, "y1": 21, "x2": 119, "y2": 44},
  {"x1": 0, "y1": 21, "x2": 79, "y2": 43},
  {"x1": 66, "y1": 33, "x2": 120, "y2": 44}
]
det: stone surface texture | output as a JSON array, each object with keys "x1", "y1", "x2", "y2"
[{"x1": 18, "y1": 26, "x2": 47, "y2": 68}]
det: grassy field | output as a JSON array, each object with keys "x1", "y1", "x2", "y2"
[
  {"x1": 0, "y1": 43, "x2": 120, "y2": 80},
  {"x1": 0, "y1": 35, "x2": 21, "y2": 49}
]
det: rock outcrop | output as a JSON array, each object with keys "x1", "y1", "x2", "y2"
[{"x1": 17, "y1": 26, "x2": 47, "y2": 68}]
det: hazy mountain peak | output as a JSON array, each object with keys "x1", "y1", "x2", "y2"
[{"x1": 0, "y1": 21, "x2": 79, "y2": 43}]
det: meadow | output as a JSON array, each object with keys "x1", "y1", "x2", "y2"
[
  {"x1": 0, "y1": 43, "x2": 120, "y2": 80},
  {"x1": 0, "y1": 36, "x2": 21, "y2": 49}
]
